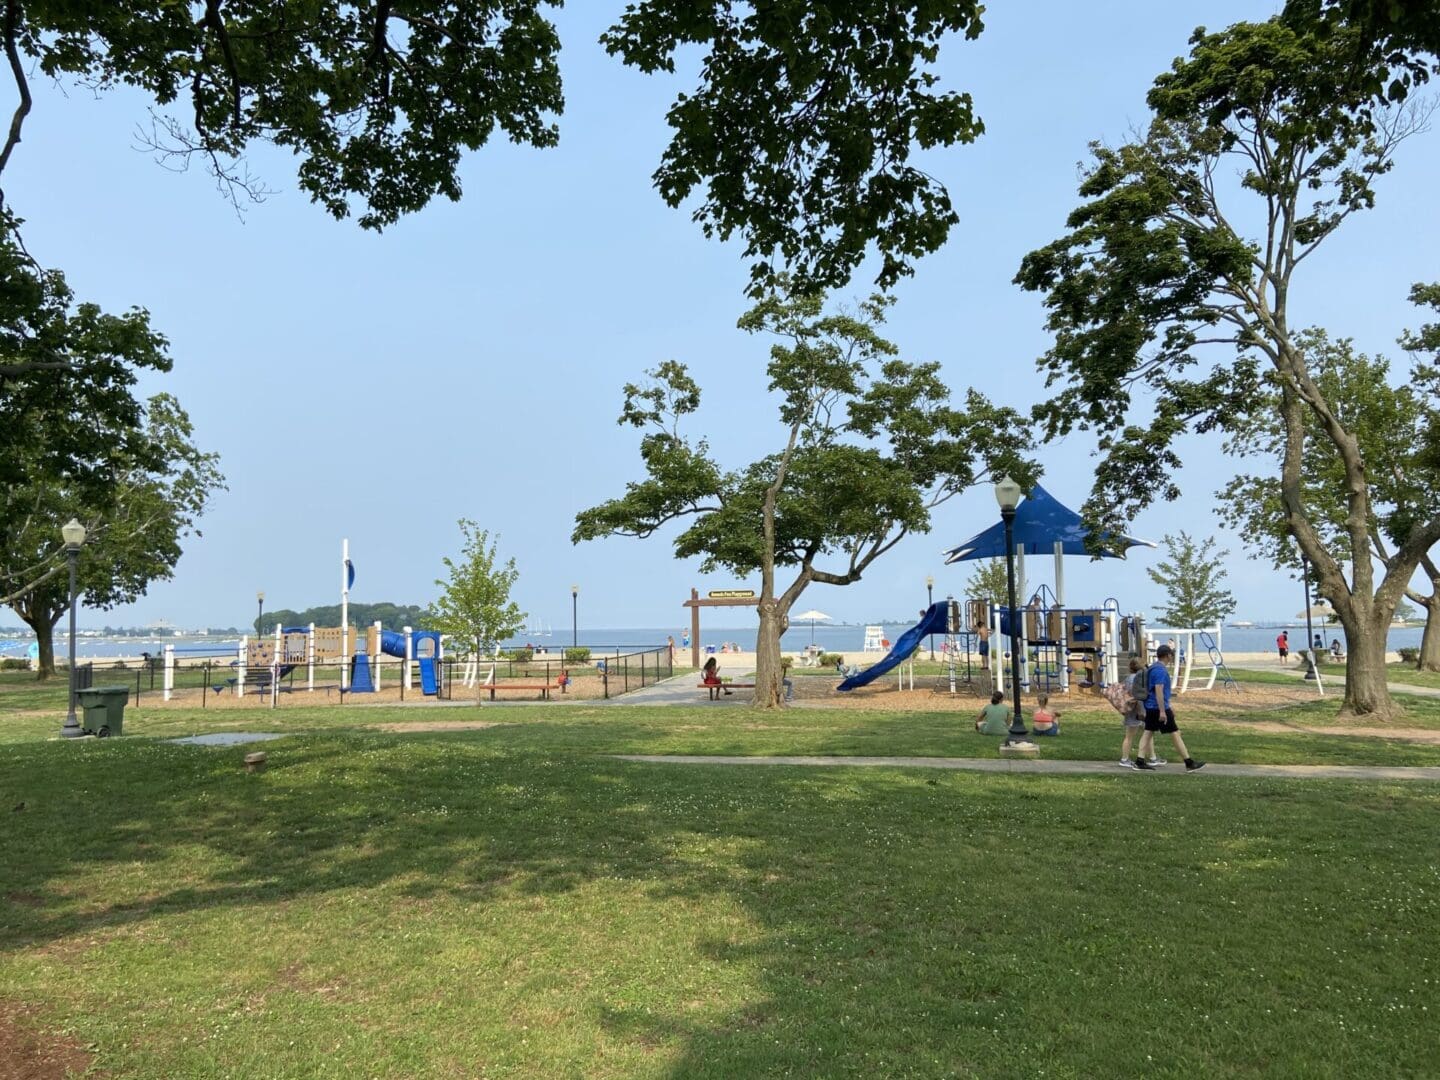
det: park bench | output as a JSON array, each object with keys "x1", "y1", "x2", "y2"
[
  {"x1": 699, "y1": 681, "x2": 755, "y2": 700},
  {"x1": 479, "y1": 681, "x2": 564, "y2": 701},
  {"x1": 215, "y1": 669, "x2": 280, "y2": 696}
]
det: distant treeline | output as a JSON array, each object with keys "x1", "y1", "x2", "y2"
[{"x1": 256, "y1": 603, "x2": 430, "y2": 635}]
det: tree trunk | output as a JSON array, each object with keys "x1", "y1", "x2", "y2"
[
  {"x1": 35, "y1": 624, "x2": 55, "y2": 680},
  {"x1": 1337, "y1": 608, "x2": 1398, "y2": 720},
  {"x1": 753, "y1": 600, "x2": 787, "y2": 708},
  {"x1": 1417, "y1": 594, "x2": 1440, "y2": 673}
]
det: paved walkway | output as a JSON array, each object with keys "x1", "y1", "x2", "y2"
[
  {"x1": 613, "y1": 754, "x2": 1440, "y2": 782},
  {"x1": 605, "y1": 672, "x2": 757, "y2": 707},
  {"x1": 1226, "y1": 659, "x2": 1440, "y2": 699}
]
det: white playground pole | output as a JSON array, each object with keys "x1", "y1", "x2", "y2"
[
  {"x1": 403, "y1": 625, "x2": 413, "y2": 690},
  {"x1": 163, "y1": 644, "x2": 174, "y2": 702},
  {"x1": 307, "y1": 622, "x2": 315, "y2": 691},
  {"x1": 237, "y1": 635, "x2": 248, "y2": 697},
  {"x1": 373, "y1": 620, "x2": 383, "y2": 691},
  {"x1": 341, "y1": 538, "x2": 350, "y2": 691}
]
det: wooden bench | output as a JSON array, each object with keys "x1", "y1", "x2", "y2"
[
  {"x1": 699, "y1": 681, "x2": 755, "y2": 700},
  {"x1": 480, "y1": 681, "x2": 563, "y2": 701}
]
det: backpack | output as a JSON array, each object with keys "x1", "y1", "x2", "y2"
[{"x1": 1129, "y1": 671, "x2": 1146, "y2": 701}]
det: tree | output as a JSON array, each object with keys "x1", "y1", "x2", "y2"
[
  {"x1": 963, "y1": 559, "x2": 1010, "y2": 608},
  {"x1": 0, "y1": 216, "x2": 174, "y2": 604},
  {"x1": 573, "y1": 290, "x2": 1035, "y2": 708},
  {"x1": 1014, "y1": 18, "x2": 1439, "y2": 718},
  {"x1": 256, "y1": 602, "x2": 432, "y2": 637},
  {"x1": 0, "y1": 1, "x2": 986, "y2": 296},
  {"x1": 1216, "y1": 330, "x2": 1440, "y2": 671},
  {"x1": 425, "y1": 521, "x2": 525, "y2": 697},
  {"x1": 1146, "y1": 532, "x2": 1235, "y2": 628},
  {"x1": 5, "y1": 394, "x2": 224, "y2": 678}
]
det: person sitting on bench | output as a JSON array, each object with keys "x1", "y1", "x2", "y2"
[{"x1": 702, "y1": 657, "x2": 732, "y2": 696}]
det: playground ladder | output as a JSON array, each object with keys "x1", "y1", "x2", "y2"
[{"x1": 1198, "y1": 630, "x2": 1239, "y2": 692}]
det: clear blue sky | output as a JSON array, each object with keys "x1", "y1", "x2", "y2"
[{"x1": 9, "y1": 1, "x2": 1438, "y2": 631}]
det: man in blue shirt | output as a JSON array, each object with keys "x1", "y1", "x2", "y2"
[{"x1": 1135, "y1": 644, "x2": 1205, "y2": 772}]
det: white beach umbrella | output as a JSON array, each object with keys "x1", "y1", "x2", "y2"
[{"x1": 792, "y1": 609, "x2": 832, "y2": 644}]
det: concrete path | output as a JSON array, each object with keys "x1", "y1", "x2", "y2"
[
  {"x1": 604, "y1": 672, "x2": 757, "y2": 707},
  {"x1": 613, "y1": 754, "x2": 1440, "y2": 782},
  {"x1": 1226, "y1": 659, "x2": 1440, "y2": 699}
]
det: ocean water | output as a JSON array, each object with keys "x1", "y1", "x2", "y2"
[{"x1": 14, "y1": 620, "x2": 1422, "y2": 660}]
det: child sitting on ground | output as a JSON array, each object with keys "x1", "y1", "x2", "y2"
[{"x1": 1031, "y1": 693, "x2": 1060, "y2": 736}]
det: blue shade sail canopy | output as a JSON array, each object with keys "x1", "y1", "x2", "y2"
[{"x1": 941, "y1": 484, "x2": 1154, "y2": 563}]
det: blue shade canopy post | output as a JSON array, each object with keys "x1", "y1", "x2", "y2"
[{"x1": 941, "y1": 484, "x2": 1154, "y2": 606}]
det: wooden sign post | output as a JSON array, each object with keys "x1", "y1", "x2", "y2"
[{"x1": 682, "y1": 588, "x2": 760, "y2": 668}]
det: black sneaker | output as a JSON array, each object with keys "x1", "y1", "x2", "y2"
[
  {"x1": 1134, "y1": 757, "x2": 1155, "y2": 771},
  {"x1": 1186, "y1": 760, "x2": 1207, "y2": 772}
]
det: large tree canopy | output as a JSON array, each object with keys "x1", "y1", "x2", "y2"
[
  {"x1": 573, "y1": 290, "x2": 1034, "y2": 708},
  {"x1": 1, "y1": 0, "x2": 985, "y2": 293},
  {"x1": 1014, "y1": 18, "x2": 1438, "y2": 718},
  {"x1": 6, "y1": 393, "x2": 224, "y2": 677}
]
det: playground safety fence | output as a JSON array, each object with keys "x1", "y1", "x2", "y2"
[{"x1": 61, "y1": 646, "x2": 676, "y2": 708}]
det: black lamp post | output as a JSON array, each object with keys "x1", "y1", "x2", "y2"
[
  {"x1": 995, "y1": 476, "x2": 1028, "y2": 742},
  {"x1": 257, "y1": 590, "x2": 265, "y2": 639},
  {"x1": 926, "y1": 574, "x2": 935, "y2": 660},
  {"x1": 571, "y1": 584, "x2": 579, "y2": 649},
  {"x1": 60, "y1": 518, "x2": 87, "y2": 738}
]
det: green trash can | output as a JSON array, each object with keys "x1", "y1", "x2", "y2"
[{"x1": 76, "y1": 685, "x2": 130, "y2": 737}]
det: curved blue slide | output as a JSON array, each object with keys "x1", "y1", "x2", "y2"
[{"x1": 837, "y1": 602, "x2": 950, "y2": 691}]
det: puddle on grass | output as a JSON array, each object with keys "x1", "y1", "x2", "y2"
[{"x1": 166, "y1": 732, "x2": 287, "y2": 747}]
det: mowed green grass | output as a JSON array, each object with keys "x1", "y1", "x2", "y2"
[{"x1": 3, "y1": 704, "x2": 1440, "y2": 1077}]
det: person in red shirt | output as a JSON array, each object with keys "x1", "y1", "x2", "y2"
[{"x1": 1276, "y1": 631, "x2": 1289, "y2": 665}]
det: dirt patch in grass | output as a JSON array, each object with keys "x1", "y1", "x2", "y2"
[
  {"x1": 365, "y1": 720, "x2": 505, "y2": 734},
  {"x1": 1225, "y1": 720, "x2": 1440, "y2": 744},
  {"x1": 0, "y1": 1002, "x2": 100, "y2": 1079}
]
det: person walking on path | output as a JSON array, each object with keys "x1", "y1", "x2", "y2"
[
  {"x1": 1277, "y1": 631, "x2": 1289, "y2": 664},
  {"x1": 1106, "y1": 657, "x2": 1153, "y2": 769},
  {"x1": 1136, "y1": 645, "x2": 1205, "y2": 772}
]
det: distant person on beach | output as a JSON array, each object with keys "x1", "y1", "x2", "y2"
[
  {"x1": 1277, "y1": 631, "x2": 1289, "y2": 664},
  {"x1": 701, "y1": 656, "x2": 732, "y2": 695},
  {"x1": 681, "y1": 631, "x2": 690, "y2": 650},
  {"x1": 667, "y1": 635, "x2": 675, "y2": 662},
  {"x1": 1313, "y1": 633, "x2": 1324, "y2": 653},
  {"x1": 1135, "y1": 644, "x2": 1205, "y2": 772},
  {"x1": 976, "y1": 691, "x2": 1011, "y2": 735}
]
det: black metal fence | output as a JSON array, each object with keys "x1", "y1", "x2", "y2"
[{"x1": 50, "y1": 643, "x2": 676, "y2": 708}]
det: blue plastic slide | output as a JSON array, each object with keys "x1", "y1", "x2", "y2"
[{"x1": 837, "y1": 602, "x2": 951, "y2": 691}]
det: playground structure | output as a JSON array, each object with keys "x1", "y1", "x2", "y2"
[
  {"x1": 834, "y1": 485, "x2": 1237, "y2": 697},
  {"x1": 160, "y1": 622, "x2": 444, "y2": 702}
]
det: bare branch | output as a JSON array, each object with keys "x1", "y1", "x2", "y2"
[{"x1": 0, "y1": 0, "x2": 33, "y2": 184}]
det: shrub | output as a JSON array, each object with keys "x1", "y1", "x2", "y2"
[
  {"x1": 1398, "y1": 647, "x2": 1419, "y2": 664},
  {"x1": 507, "y1": 647, "x2": 534, "y2": 663},
  {"x1": 818, "y1": 652, "x2": 843, "y2": 667},
  {"x1": 0, "y1": 657, "x2": 27, "y2": 671},
  {"x1": 565, "y1": 647, "x2": 591, "y2": 663},
  {"x1": 780, "y1": 656, "x2": 794, "y2": 669}
]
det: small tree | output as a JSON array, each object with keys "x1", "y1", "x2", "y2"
[
  {"x1": 1146, "y1": 532, "x2": 1235, "y2": 629},
  {"x1": 574, "y1": 289, "x2": 1034, "y2": 708},
  {"x1": 426, "y1": 521, "x2": 525, "y2": 698},
  {"x1": 963, "y1": 560, "x2": 1010, "y2": 608}
]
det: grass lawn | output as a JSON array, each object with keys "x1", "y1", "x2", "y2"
[
  {"x1": 3, "y1": 703, "x2": 1440, "y2": 1077},
  {"x1": 1384, "y1": 662, "x2": 1440, "y2": 690}
]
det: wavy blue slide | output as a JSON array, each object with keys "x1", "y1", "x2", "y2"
[{"x1": 836, "y1": 602, "x2": 951, "y2": 691}]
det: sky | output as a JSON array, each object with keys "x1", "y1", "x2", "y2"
[{"x1": 8, "y1": 1, "x2": 1439, "y2": 633}]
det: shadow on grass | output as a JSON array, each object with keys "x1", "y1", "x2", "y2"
[{"x1": 3, "y1": 730, "x2": 1440, "y2": 1076}]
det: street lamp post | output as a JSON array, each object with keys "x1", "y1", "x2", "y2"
[
  {"x1": 571, "y1": 584, "x2": 579, "y2": 650},
  {"x1": 926, "y1": 574, "x2": 935, "y2": 660},
  {"x1": 60, "y1": 518, "x2": 87, "y2": 738},
  {"x1": 257, "y1": 590, "x2": 265, "y2": 639},
  {"x1": 994, "y1": 477, "x2": 1028, "y2": 742}
]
